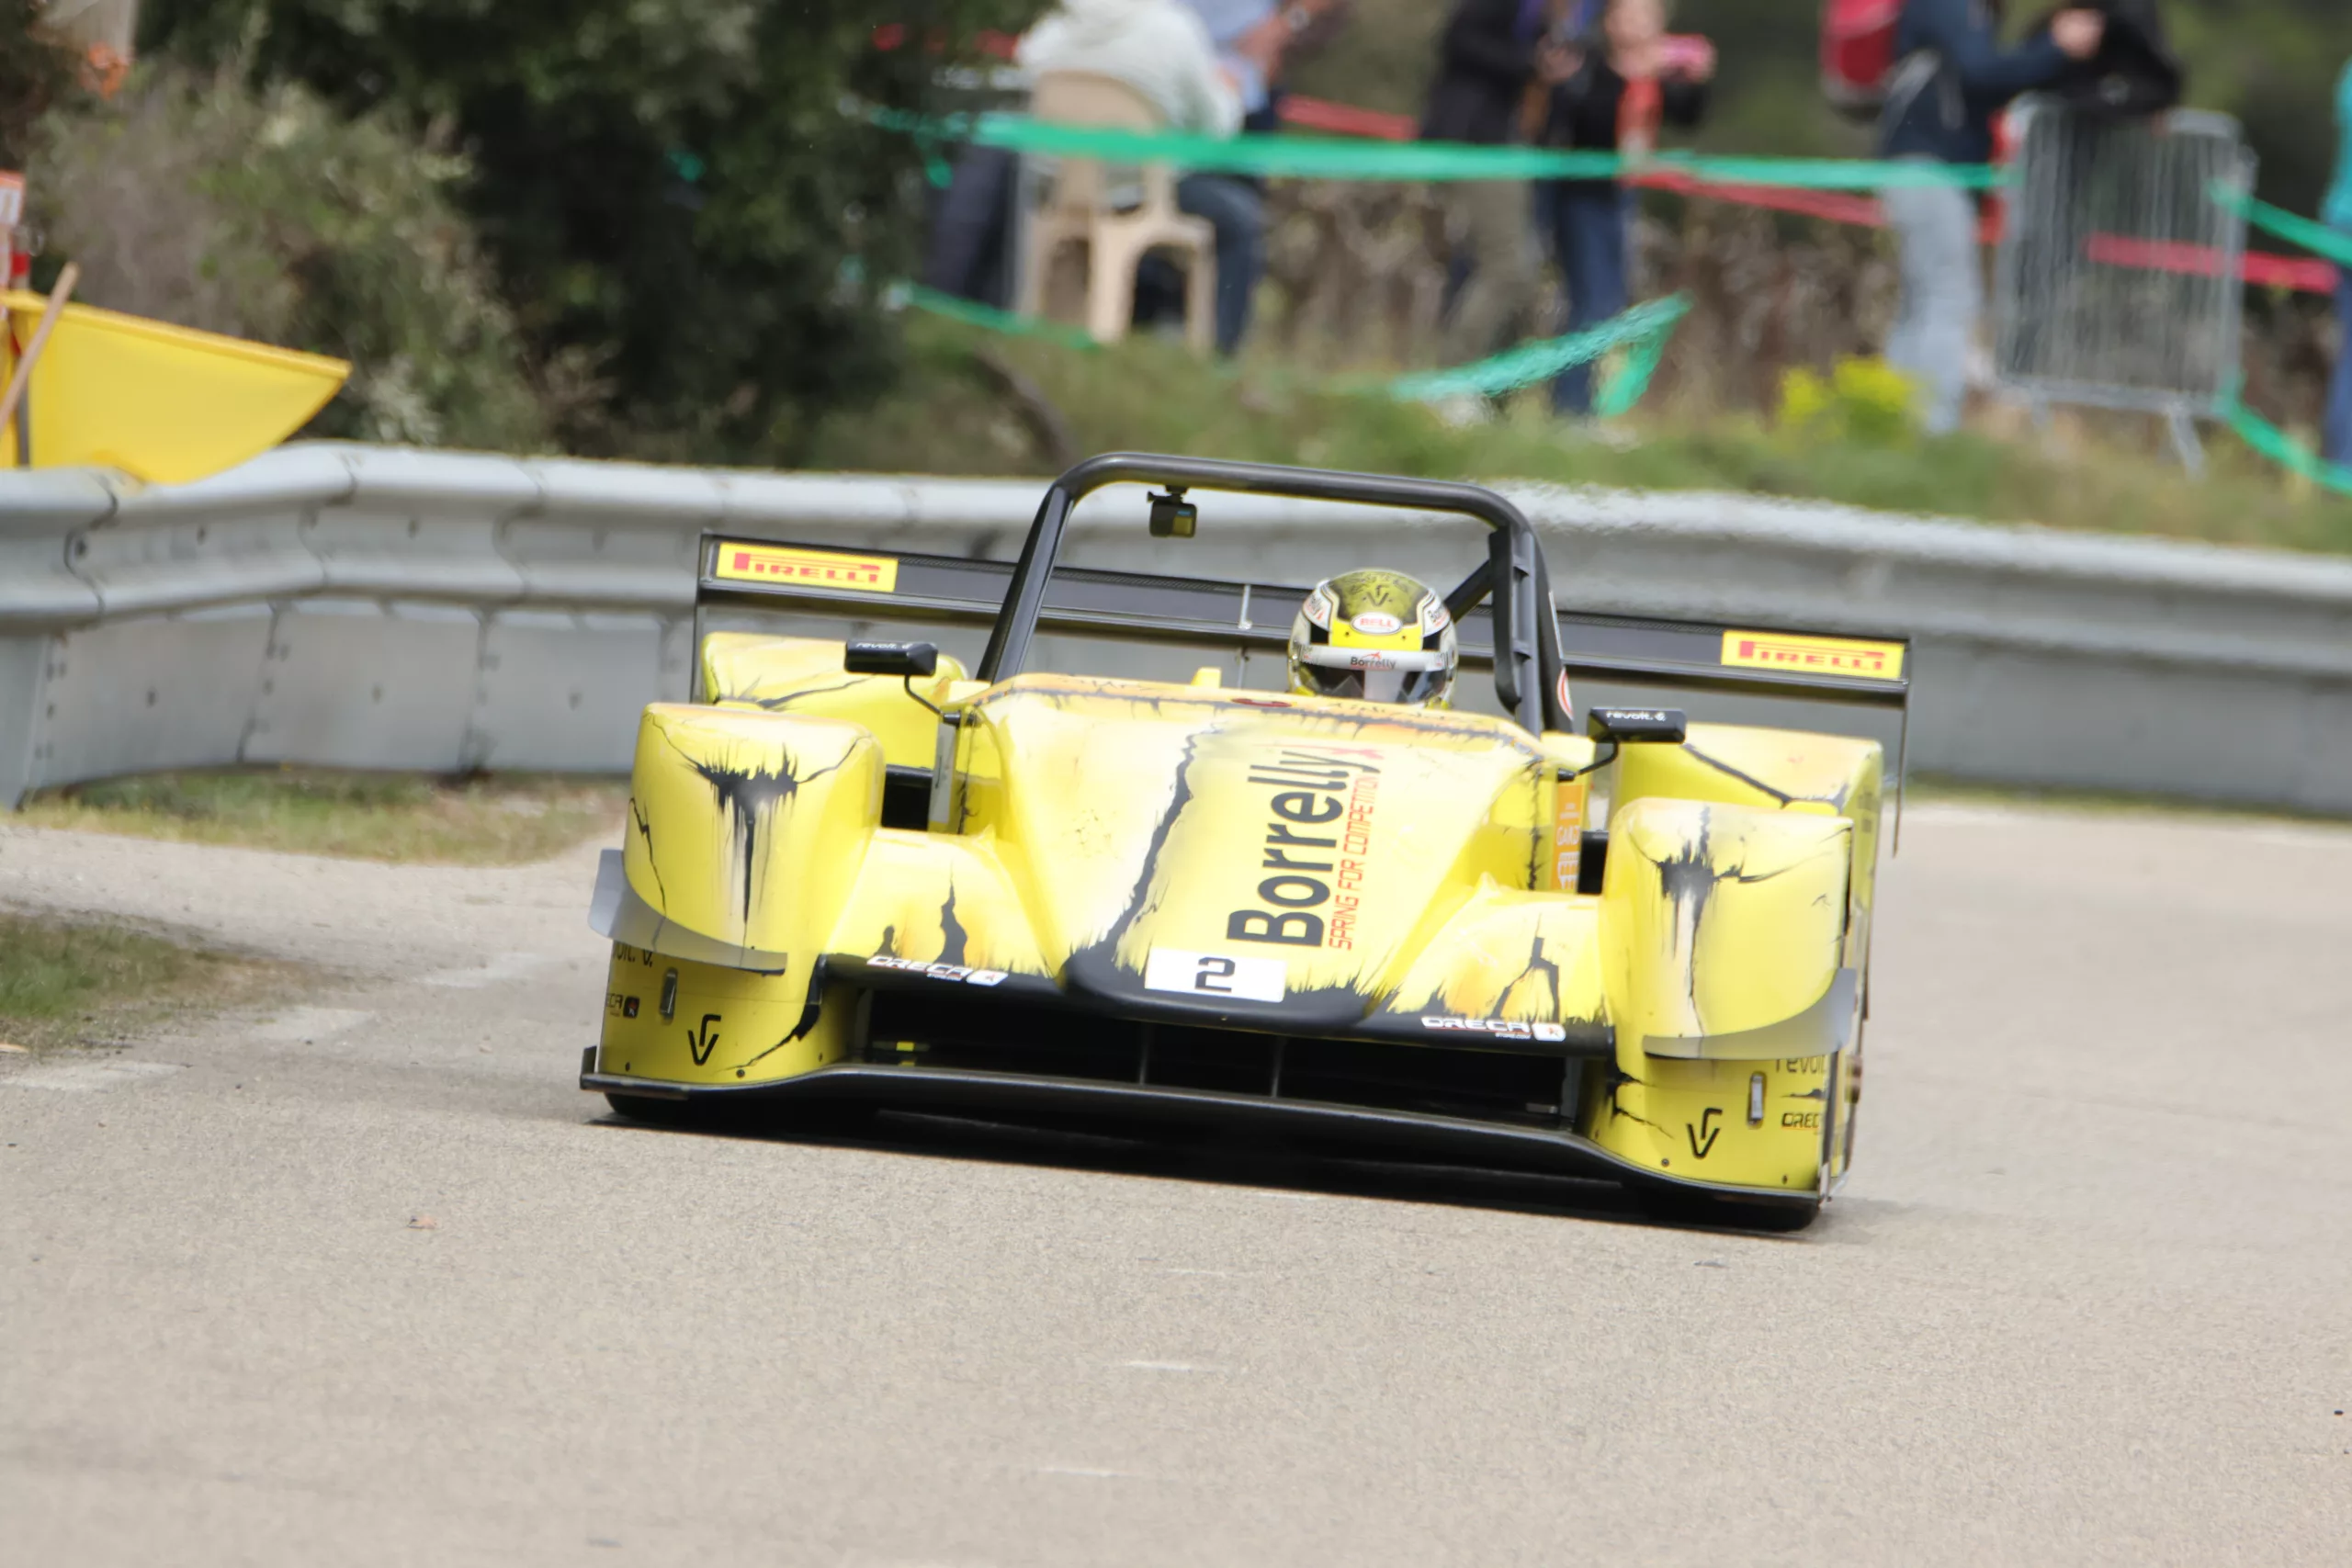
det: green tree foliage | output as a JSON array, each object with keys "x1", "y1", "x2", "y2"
[
  {"x1": 35, "y1": 71, "x2": 550, "y2": 449},
  {"x1": 141, "y1": 0, "x2": 1041, "y2": 459},
  {"x1": 0, "y1": 0, "x2": 80, "y2": 167}
]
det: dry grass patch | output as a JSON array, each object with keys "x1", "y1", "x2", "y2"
[
  {"x1": 16, "y1": 769, "x2": 628, "y2": 864},
  {"x1": 0, "y1": 913, "x2": 291, "y2": 1053}
]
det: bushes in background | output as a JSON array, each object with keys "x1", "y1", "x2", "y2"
[
  {"x1": 2, "y1": 1, "x2": 1034, "y2": 458},
  {"x1": 36, "y1": 71, "x2": 548, "y2": 448},
  {"x1": 140, "y1": 0, "x2": 1040, "y2": 461},
  {"x1": 0, "y1": 0, "x2": 78, "y2": 167}
]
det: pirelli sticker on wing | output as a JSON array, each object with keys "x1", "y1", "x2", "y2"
[
  {"x1": 713, "y1": 542, "x2": 899, "y2": 593},
  {"x1": 1721, "y1": 630, "x2": 1905, "y2": 682}
]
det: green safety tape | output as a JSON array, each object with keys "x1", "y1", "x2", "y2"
[
  {"x1": 902, "y1": 285, "x2": 1100, "y2": 351},
  {"x1": 2199, "y1": 188, "x2": 2350, "y2": 495},
  {"x1": 1596, "y1": 305, "x2": 1678, "y2": 418},
  {"x1": 2211, "y1": 184, "x2": 2352, "y2": 273},
  {"x1": 2220, "y1": 381, "x2": 2352, "y2": 500},
  {"x1": 885, "y1": 111, "x2": 2005, "y2": 191},
  {"x1": 896, "y1": 285, "x2": 1688, "y2": 410},
  {"x1": 1377, "y1": 295, "x2": 1690, "y2": 407}
]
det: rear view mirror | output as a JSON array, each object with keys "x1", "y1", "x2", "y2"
[
  {"x1": 1587, "y1": 706, "x2": 1687, "y2": 746},
  {"x1": 843, "y1": 641, "x2": 940, "y2": 678},
  {"x1": 1148, "y1": 488, "x2": 1197, "y2": 539}
]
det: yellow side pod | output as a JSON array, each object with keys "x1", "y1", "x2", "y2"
[
  {"x1": 1, "y1": 291, "x2": 348, "y2": 483},
  {"x1": 1592, "y1": 798, "x2": 1856, "y2": 1191},
  {"x1": 623, "y1": 704, "x2": 885, "y2": 965}
]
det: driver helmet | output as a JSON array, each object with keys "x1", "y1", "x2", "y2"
[{"x1": 1288, "y1": 569, "x2": 1457, "y2": 708}]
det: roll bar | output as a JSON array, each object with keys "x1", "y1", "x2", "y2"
[{"x1": 975, "y1": 454, "x2": 1571, "y2": 735}]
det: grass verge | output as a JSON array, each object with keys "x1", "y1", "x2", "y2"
[
  {"x1": 15, "y1": 769, "x2": 628, "y2": 864},
  {"x1": 0, "y1": 913, "x2": 288, "y2": 1052},
  {"x1": 805, "y1": 313, "x2": 2352, "y2": 556}
]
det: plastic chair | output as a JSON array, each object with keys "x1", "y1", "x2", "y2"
[{"x1": 1016, "y1": 72, "x2": 1217, "y2": 353}]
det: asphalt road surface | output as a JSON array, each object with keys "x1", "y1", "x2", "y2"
[{"x1": 4, "y1": 805, "x2": 2346, "y2": 1566}]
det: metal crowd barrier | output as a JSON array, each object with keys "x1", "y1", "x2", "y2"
[
  {"x1": 1994, "y1": 97, "x2": 2256, "y2": 470},
  {"x1": 10, "y1": 443, "x2": 2352, "y2": 813}
]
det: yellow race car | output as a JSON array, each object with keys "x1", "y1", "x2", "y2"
[{"x1": 583, "y1": 456, "x2": 1906, "y2": 1229}]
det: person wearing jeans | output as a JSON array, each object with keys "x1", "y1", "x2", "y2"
[
  {"x1": 1174, "y1": 174, "x2": 1266, "y2": 354},
  {"x1": 1878, "y1": 0, "x2": 2105, "y2": 434},
  {"x1": 1881, "y1": 174, "x2": 1982, "y2": 436},
  {"x1": 1534, "y1": 0, "x2": 1708, "y2": 415},
  {"x1": 1163, "y1": 1, "x2": 1349, "y2": 348},
  {"x1": 1543, "y1": 187, "x2": 1632, "y2": 415},
  {"x1": 2325, "y1": 58, "x2": 2352, "y2": 466}
]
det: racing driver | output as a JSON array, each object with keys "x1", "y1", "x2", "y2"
[{"x1": 1287, "y1": 569, "x2": 1458, "y2": 708}]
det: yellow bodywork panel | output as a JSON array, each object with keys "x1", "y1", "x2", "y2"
[
  {"x1": 1616, "y1": 721, "x2": 1884, "y2": 961},
  {"x1": 700, "y1": 632, "x2": 971, "y2": 770},
  {"x1": 1589, "y1": 797, "x2": 1854, "y2": 1190},
  {"x1": 624, "y1": 704, "x2": 884, "y2": 963},
  {"x1": 1595, "y1": 1053, "x2": 1838, "y2": 1193},
  {"x1": 831, "y1": 829, "x2": 1049, "y2": 977},
  {"x1": 601, "y1": 945, "x2": 853, "y2": 1086},
  {"x1": 1600, "y1": 798, "x2": 1851, "y2": 1051},
  {"x1": 1379, "y1": 887, "x2": 1604, "y2": 1025},
  {"x1": 1, "y1": 291, "x2": 347, "y2": 482},
  {"x1": 956, "y1": 675, "x2": 1545, "y2": 995}
]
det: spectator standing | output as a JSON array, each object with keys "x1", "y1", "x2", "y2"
[
  {"x1": 1017, "y1": 0, "x2": 1260, "y2": 354},
  {"x1": 1534, "y1": 0, "x2": 1710, "y2": 416},
  {"x1": 2327, "y1": 56, "x2": 2352, "y2": 466},
  {"x1": 1423, "y1": 0, "x2": 1571, "y2": 377},
  {"x1": 1878, "y1": 0, "x2": 2104, "y2": 434},
  {"x1": 922, "y1": 141, "x2": 1023, "y2": 308}
]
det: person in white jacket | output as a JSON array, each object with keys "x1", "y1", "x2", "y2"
[
  {"x1": 1016, "y1": 0, "x2": 1264, "y2": 353},
  {"x1": 1019, "y1": 0, "x2": 1244, "y2": 138}
]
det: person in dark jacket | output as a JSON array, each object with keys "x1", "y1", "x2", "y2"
[
  {"x1": 1423, "y1": 0, "x2": 1574, "y2": 376},
  {"x1": 1878, "y1": 0, "x2": 2104, "y2": 434},
  {"x1": 1535, "y1": 0, "x2": 1709, "y2": 416}
]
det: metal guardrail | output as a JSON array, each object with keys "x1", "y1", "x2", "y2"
[{"x1": 7, "y1": 441, "x2": 2352, "y2": 811}]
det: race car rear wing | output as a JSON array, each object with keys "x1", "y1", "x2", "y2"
[{"x1": 693, "y1": 536, "x2": 1914, "y2": 717}]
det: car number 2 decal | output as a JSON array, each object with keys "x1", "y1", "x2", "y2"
[{"x1": 1143, "y1": 948, "x2": 1287, "y2": 1005}]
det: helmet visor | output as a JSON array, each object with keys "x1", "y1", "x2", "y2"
[{"x1": 1295, "y1": 647, "x2": 1452, "y2": 705}]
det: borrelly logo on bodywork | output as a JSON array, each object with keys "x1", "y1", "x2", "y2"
[{"x1": 1227, "y1": 748, "x2": 1381, "y2": 949}]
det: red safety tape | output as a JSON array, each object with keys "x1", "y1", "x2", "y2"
[{"x1": 2085, "y1": 232, "x2": 2335, "y2": 294}]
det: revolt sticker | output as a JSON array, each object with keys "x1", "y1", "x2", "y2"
[
  {"x1": 713, "y1": 542, "x2": 899, "y2": 593},
  {"x1": 1720, "y1": 630, "x2": 1905, "y2": 682},
  {"x1": 1145, "y1": 948, "x2": 1287, "y2": 1005}
]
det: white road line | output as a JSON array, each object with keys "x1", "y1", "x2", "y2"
[
  {"x1": 1119, "y1": 1360, "x2": 1229, "y2": 1373},
  {"x1": 419, "y1": 953, "x2": 563, "y2": 989},
  {"x1": 252, "y1": 1007, "x2": 374, "y2": 1043},
  {"x1": 3, "y1": 1058, "x2": 184, "y2": 1093}
]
